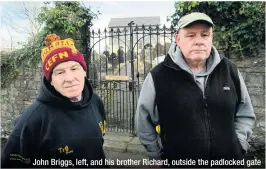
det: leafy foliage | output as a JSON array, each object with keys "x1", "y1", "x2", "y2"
[
  {"x1": 170, "y1": 1, "x2": 265, "y2": 58},
  {"x1": 38, "y1": 2, "x2": 98, "y2": 52},
  {"x1": 1, "y1": 31, "x2": 46, "y2": 88},
  {"x1": 1, "y1": 2, "x2": 98, "y2": 88}
]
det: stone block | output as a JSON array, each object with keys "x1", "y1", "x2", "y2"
[
  {"x1": 34, "y1": 81, "x2": 41, "y2": 90},
  {"x1": 1, "y1": 104, "x2": 8, "y2": 117},
  {"x1": 250, "y1": 95, "x2": 265, "y2": 108},
  {"x1": 2, "y1": 97, "x2": 8, "y2": 102},
  {"x1": 7, "y1": 104, "x2": 13, "y2": 113},
  {"x1": 104, "y1": 133, "x2": 133, "y2": 143},
  {"x1": 35, "y1": 73, "x2": 42, "y2": 82},
  {"x1": 255, "y1": 120, "x2": 265, "y2": 131},
  {"x1": 36, "y1": 84, "x2": 41, "y2": 90},
  {"x1": 18, "y1": 70, "x2": 24, "y2": 76},
  {"x1": 245, "y1": 73, "x2": 264, "y2": 88},
  {"x1": 10, "y1": 96, "x2": 16, "y2": 101},
  {"x1": 16, "y1": 75, "x2": 23, "y2": 81},
  {"x1": 21, "y1": 81, "x2": 27, "y2": 88},
  {"x1": 28, "y1": 81, "x2": 37, "y2": 90},
  {"x1": 1, "y1": 103, "x2": 7, "y2": 111},
  {"x1": 18, "y1": 91, "x2": 27, "y2": 98},
  {"x1": 253, "y1": 113, "x2": 265, "y2": 134},
  {"x1": 104, "y1": 140, "x2": 127, "y2": 153},
  {"x1": 24, "y1": 69, "x2": 33, "y2": 76},
  {"x1": 126, "y1": 144, "x2": 146, "y2": 155},
  {"x1": 10, "y1": 83, "x2": 14, "y2": 88},
  {"x1": 130, "y1": 137, "x2": 142, "y2": 145},
  {"x1": 239, "y1": 71, "x2": 247, "y2": 81},
  {"x1": 247, "y1": 87, "x2": 265, "y2": 95},
  {"x1": 9, "y1": 88, "x2": 18, "y2": 97},
  {"x1": 30, "y1": 95, "x2": 37, "y2": 99},
  {"x1": 13, "y1": 110, "x2": 21, "y2": 116},
  {"x1": 254, "y1": 107, "x2": 265, "y2": 115},
  {"x1": 27, "y1": 90, "x2": 38, "y2": 97},
  {"x1": 14, "y1": 81, "x2": 20, "y2": 88},
  {"x1": 1, "y1": 89, "x2": 7, "y2": 95},
  {"x1": 255, "y1": 113, "x2": 265, "y2": 122}
]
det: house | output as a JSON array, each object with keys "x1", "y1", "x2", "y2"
[
  {"x1": 107, "y1": 16, "x2": 161, "y2": 53},
  {"x1": 108, "y1": 16, "x2": 160, "y2": 28}
]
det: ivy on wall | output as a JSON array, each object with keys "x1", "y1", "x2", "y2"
[
  {"x1": 169, "y1": 1, "x2": 265, "y2": 58},
  {"x1": 1, "y1": 31, "x2": 45, "y2": 88}
]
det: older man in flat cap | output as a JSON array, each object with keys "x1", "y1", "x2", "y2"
[{"x1": 136, "y1": 12, "x2": 255, "y2": 168}]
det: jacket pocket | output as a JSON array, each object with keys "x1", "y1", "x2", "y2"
[
  {"x1": 211, "y1": 136, "x2": 243, "y2": 160},
  {"x1": 162, "y1": 137, "x2": 209, "y2": 161}
]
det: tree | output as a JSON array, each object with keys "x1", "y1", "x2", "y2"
[
  {"x1": 110, "y1": 52, "x2": 118, "y2": 69},
  {"x1": 169, "y1": 1, "x2": 265, "y2": 58},
  {"x1": 103, "y1": 51, "x2": 110, "y2": 58},
  {"x1": 153, "y1": 43, "x2": 164, "y2": 59},
  {"x1": 164, "y1": 43, "x2": 171, "y2": 55},
  {"x1": 38, "y1": 2, "x2": 99, "y2": 53},
  {"x1": 117, "y1": 47, "x2": 125, "y2": 63},
  {"x1": 140, "y1": 43, "x2": 152, "y2": 62},
  {"x1": 144, "y1": 43, "x2": 153, "y2": 49},
  {"x1": 126, "y1": 49, "x2": 137, "y2": 61}
]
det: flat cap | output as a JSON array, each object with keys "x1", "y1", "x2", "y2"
[{"x1": 176, "y1": 12, "x2": 214, "y2": 31}]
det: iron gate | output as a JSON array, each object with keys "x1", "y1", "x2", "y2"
[{"x1": 86, "y1": 22, "x2": 175, "y2": 134}]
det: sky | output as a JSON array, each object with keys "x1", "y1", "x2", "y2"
[
  {"x1": 0, "y1": 1, "x2": 176, "y2": 50},
  {"x1": 87, "y1": 1, "x2": 176, "y2": 29}
]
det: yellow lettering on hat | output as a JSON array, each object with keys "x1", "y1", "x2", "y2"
[
  {"x1": 58, "y1": 51, "x2": 69, "y2": 59},
  {"x1": 45, "y1": 61, "x2": 50, "y2": 71},
  {"x1": 42, "y1": 48, "x2": 49, "y2": 62},
  {"x1": 47, "y1": 57, "x2": 53, "y2": 67},
  {"x1": 51, "y1": 54, "x2": 58, "y2": 62},
  {"x1": 41, "y1": 39, "x2": 75, "y2": 62},
  {"x1": 55, "y1": 41, "x2": 60, "y2": 47},
  {"x1": 64, "y1": 40, "x2": 70, "y2": 46},
  {"x1": 44, "y1": 51, "x2": 69, "y2": 71},
  {"x1": 71, "y1": 47, "x2": 78, "y2": 55}
]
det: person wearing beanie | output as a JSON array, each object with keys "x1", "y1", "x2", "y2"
[
  {"x1": 1, "y1": 34, "x2": 107, "y2": 168},
  {"x1": 136, "y1": 12, "x2": 255, "y2": 167}
]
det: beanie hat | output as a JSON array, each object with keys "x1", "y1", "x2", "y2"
[{"x1": 41, "y1": 34, "x2": 87, "y2": 81}]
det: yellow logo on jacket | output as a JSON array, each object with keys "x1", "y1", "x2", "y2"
[
  {"x1": 156, "y1": 125, "x2": 160, "y2": 134},
  {"x1": 58, "y1": 145, "x2": 74, "y2": 154},
  {"x1": 99, "y1": 120, "x2": 106, "y2": 136}
]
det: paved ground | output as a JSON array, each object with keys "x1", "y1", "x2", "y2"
[{"x1": 103, "y1": 132, "x2": 149, "y2": 168}]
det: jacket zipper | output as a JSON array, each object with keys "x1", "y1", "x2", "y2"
[
  {"x1": 203, "y1": 94, "x2": 212, "y2": 159},
  {"x1": 164, "y1": 64, "x2": 212, "y2": 158}
]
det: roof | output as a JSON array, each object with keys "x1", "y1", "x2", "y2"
[{"x1": 108, "y1": 16, "x2": 160, "y2": 28}]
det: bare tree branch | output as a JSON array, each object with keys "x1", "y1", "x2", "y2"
[{"x1": 2, "y1": 2, "x2": 43, "y2": 46}]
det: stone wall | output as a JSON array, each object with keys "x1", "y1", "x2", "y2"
[
  {"x1": 1, "y1": 55, "x2": 265, "y2": 149},
  {"x1": 1, "y1": 63, "x2": 43, "y2": 136},
  {"x1": 233, "y1": 55, "x2": 265, "y2": 155}
]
